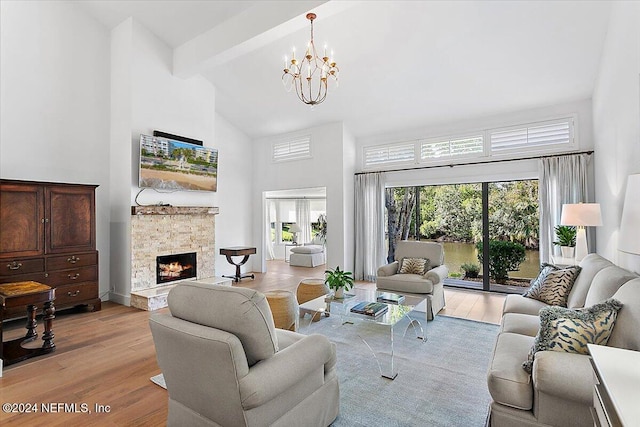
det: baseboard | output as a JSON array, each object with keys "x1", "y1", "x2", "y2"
[{"x1": 109, "y1": 291, "x2": 130, "y2": 306}]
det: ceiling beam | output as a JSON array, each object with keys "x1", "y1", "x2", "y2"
[
  {"x1": 173, "y1": 1, "x2": 326, "y2": 78},
  {"x1": 172, "y1": 0, "x2": 355, "y2": 79}
]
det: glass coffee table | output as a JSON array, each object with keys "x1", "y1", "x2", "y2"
[{"x1": 299, "y1": 288, "x2": 426, "y2": 380}]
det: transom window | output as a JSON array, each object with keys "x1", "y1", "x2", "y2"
[
  {"x1": 363, "y1": 117, "x2": 575, "y2": 169},
  {"x1": 273, "y1": 135, "x2": 312, "y2": 162}
]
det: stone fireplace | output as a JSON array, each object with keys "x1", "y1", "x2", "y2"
[
  {"x1": 156, "y1": 251, "x2": 197, "y2": 284},
  {"x1": 129, "y1": 206, "x2": 229, "y2": 310}
]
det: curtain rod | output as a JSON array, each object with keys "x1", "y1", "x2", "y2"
[
  {"x1": 354, "y1": 150, "x2": 594, "y2": 176},
  {"x1": 265, "y1": 197, "x2": 326, "y2": 200}
]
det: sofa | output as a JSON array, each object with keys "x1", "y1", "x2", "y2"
[
  {"x1": 376, "y1": 241, "x2": 448, "y2": 320},
  {"x1": 487, "y1": 254, "x2": 640, "y2": 426},
  {"x1": 149, "y1": 282, "x2": 339, "y2": 427}
]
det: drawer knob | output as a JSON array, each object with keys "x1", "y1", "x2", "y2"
[
  {"x1": 67, "y1": 290, "x2": 80, "y2": 297},
  {"x1": 7, "y1": 261, "x2": 22, "y2": 270},
  {"x1": 68, "y1": 273, "x2": 80, "y2": 280},
  {"x1": 67, "y1": 256, "x2": 80, "y2": 264}
]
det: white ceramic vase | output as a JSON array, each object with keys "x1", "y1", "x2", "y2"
[
  {"x1": 560, "y1": 246, "x2": 575, "y2": 258},
  {"x1": 334, "y1": 287, "x2": 344, "y2": 299}
]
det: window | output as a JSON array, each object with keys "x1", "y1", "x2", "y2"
[
  {"x1": 272, "y1": 135, "x2": 311, "y2": 162},
  {"x1": 420, "y1": 135, "x2": 483, "y2": 160},
  {"x1": 362, "y1": 116, "x2": 577, "y2": 169},
  {"x1": 490, "y1": 119, "x2": 573, "y2": 152},
  {"x1": 363, "y1": 142, "x2": 415, "y2": 168}
]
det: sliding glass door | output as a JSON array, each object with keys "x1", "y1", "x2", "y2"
[{"x1": 385, "y1": 179, "x2": 539, "y2": 293}]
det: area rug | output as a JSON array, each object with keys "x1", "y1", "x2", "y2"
[
  {"x1": 151, "y1": 315, "x2": 498, "y2": 427},
  {"x1": 307, "y1": 314, "x2": 497, "y2": 427}
]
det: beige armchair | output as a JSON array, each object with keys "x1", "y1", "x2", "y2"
[
  {"x1": 376, "y1": 241, "x2": 448, "y2": 320},
  {"x1": 149, "y1": 282, "x2": 339, "y2": 427}
]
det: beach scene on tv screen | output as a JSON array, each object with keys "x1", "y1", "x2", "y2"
[{"x1": 140, "y1": 135, "x2": 218, "y2": 191}]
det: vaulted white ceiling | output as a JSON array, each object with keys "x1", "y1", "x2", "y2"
[{"x1": 77, "y1": 0, "x2": 612, "y2": 140}]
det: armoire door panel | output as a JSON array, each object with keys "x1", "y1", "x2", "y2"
[{"x1": 0, "y1": 184, "x2": 44, "y2": 258}]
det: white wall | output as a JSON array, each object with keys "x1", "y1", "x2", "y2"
[
  {"x1": 342, "y1": 127, "x2": 357, "y2": 271},
  {"x1": 109, "y1": 19, "x2": 134, "y2": 305},
  {"x1": 592, "y1": 1, "x2": 640, "y2": 272},
  {"x1": 213, "y1": 113, "x2": 253, "y2": 276},
  {"x1": 0, "y1": 0, "x2": 112, "y2": 298},
  {"x1": 252, "y1": 122, "x2": 353, "y2": 272},
  {"x1": 109, "y1": 19, "x2": 254, "y2": 303}
]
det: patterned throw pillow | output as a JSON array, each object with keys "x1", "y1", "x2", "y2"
[
  {"x1": 397, "y1": 257, "x2": 430, "y2": 275},
  {"x1": 522, "y1": 299, "x2": 622, "y2": 373},
  {"x1": 522, "y1": 264, "x2": 581, "y2": 306},
  {"x1": 524, "y1": 263, "x2": 560, "y2": 299}
]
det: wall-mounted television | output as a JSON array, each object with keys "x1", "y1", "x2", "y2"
[{"x1": 139, "y1": 134, "x2": 218, "y2": 192}]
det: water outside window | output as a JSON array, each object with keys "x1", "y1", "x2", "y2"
[{"x1": 385, "y1": 180, "x2": 540, "y2": 293}]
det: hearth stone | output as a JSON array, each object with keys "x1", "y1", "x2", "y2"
[{"x1": 130, "y1": 277, "x2": 232, "y2": 311}]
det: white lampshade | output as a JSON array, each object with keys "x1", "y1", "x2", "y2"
[
  {"x1": 619, "y1": 174, "x2": 640, "y2": 255},
  {"x1": 289, "y1": 224, "x2": 302, "y2": 233},
  {"x1": 560, "y1": 203, "x2": 603, "y2": 227},
  {"x1": 560, "y1": 203, "x2": 602, "y2": 262}
]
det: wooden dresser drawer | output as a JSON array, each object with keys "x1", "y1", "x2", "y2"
[
  {"x1": 0, "y1": 258, "x2": 45, "y2": 277},
  {"x1": 47, "y1": 251, "x2": 97, "y2": 271},
  {"x1": 0, "y1": 271, "x2": 48, "y2": 285},
  {"x1": 46, "y1": 265, "x2": 97, "y2": 287},
  {"x1": 55, "y1": 282, "x2": 98, "y2": 307}
]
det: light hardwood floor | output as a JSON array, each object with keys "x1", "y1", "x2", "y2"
[{"x1": 0, "y1": 261, "x2": 504, "y2": 425}]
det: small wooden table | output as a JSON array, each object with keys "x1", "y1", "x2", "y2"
[
  {"x1": 0, "y1": 281, "x2": 56, "y2": 365},
  {"x1": 220, "y1": 247, "x2": 256, "y2": 282}
]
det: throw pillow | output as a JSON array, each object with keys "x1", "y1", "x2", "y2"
[
  {"x1": 522, "y1": 264, "x2": 581, "y2": 307},
  {"x1": 398, "y1": 257, "x2": 430, "y2": 275},
  {"x1": 522, "y1": 298, "x2": 623, "y2": 373},
  {"x1": 524, "y1": 263, "x2": 560, "y2": 299}
]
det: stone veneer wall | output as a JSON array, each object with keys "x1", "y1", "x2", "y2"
[{"x1": 130, "y1": 206, "x2": 218, "y2": 292}]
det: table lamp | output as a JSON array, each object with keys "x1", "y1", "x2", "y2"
[
  {"x1": 289, "y1": 223, "x2": 302, "y2": 244},
  {"x1": 618, "y1": 174, "x2": 640, "y2": 255},
  {"x1": 560, "y1": 203, "x2": 602, "y2": 262}
]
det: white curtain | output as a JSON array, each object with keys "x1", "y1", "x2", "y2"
[
  {"x1": 538, "y1": 153, "x2": 590, "y2": 263},
  {"x1": 354, "y1": 172, "x2": 386, "y2": 281},
  {"x1": 265, "y1": 200, "x2": 276, "y2": 260},
  {"x1": 295, "y1": 199, "x2": 311, "y2": 244}
]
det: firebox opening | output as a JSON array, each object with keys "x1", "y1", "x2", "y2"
[{"x1": 156, "y1": 252, "x2": 197, "y2": 284}]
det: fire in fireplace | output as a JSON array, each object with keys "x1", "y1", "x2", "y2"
[{"x1": 156, "y1": 252, "x2": 197, "y2": 284}]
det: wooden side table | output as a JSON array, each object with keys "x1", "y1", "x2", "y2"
[
  {"x1": 0, "y1": 281, "x2": 55, "y2": 365},
  {"x1": 220, "y1": 247, "x2": 256, "y2": 282}
]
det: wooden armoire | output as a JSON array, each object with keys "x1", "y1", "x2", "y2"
[{"x1": 0, "y1": 179, "x2": 100, "y2": 316}]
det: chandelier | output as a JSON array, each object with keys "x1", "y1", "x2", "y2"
[{"x1": 282, "y1": 13, "x2": 339, "y2": 106}]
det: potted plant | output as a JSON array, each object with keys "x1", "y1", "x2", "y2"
[
  {"x1": 461, "y1": 263, "x2": 480, "y2": 279},
  {"x1": 553, "y1": 225, "x2": 577, "y2": 258},
  {"x1": 316, "y1": 214, "x2": 327, "y2": 244},
  {"x1": 324, "y1": 266, "x2": 354, "y2": 299}
]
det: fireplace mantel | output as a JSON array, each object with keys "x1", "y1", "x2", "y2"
[{"x1": 131, "y1": 206, "x2": 219, "y2": 216}]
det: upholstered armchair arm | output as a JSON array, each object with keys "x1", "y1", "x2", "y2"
[
  {"x1": 378, "y1": 262, "x2": 399, "y2": 277},
  {"x1": 532, "y1": 351, "x2": 593, "y2": 405},
  {"x1": 423, "y1": 264, "x2": 448, "y2": 284},
  {"x1": 239, "y1": 334, "x2": 336, "y2": 409}
]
